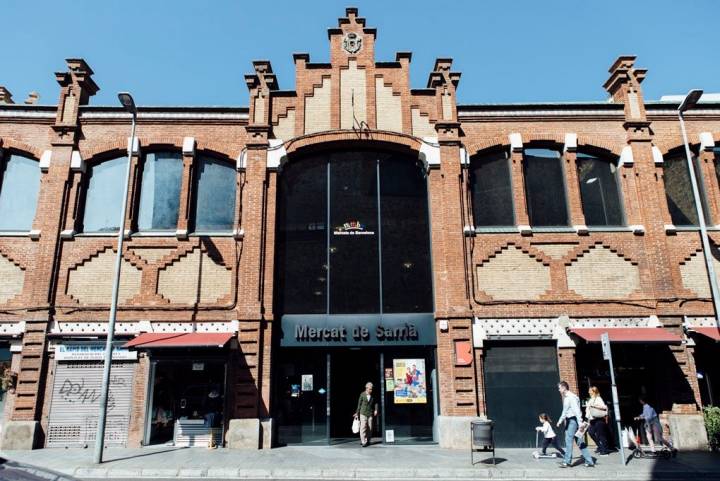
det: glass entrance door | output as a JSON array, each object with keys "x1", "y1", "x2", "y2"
[
  {"x1": 276, "y1": 349, "x2": 328, "y2": 445},
  {"x1": 329, "y1": 349, "x2": 381, "y2": 443}
]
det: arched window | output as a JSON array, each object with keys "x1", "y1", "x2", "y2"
[
  {"x1": 82, "y1": 156, "x2": 127, "y2": 232},
  {"x1": 192, "y1": 155, "x2": 236, "y2": 232},
  {"x1": 137, "y1": 151, "x2": 183, "y2": 231},
  {"x1": 0, "y1": 152, "x2": 40, "y2": 231},
  {"x1": 576, "y1": 152, "x2": 624, "y2": 226},
  {"x1": 664, "y1": 152, "x2": 709, "y2": 226},
  {"x1": 469, "y1": 150, "x2": 514, "y2": 226},
  {"x1": 523, "y1": 148, "x2": 569, "y2": 226},
  {"x1": 276, "y1": 150, "x2": 433, "y2": 315}
]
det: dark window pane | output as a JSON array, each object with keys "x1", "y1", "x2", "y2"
[
  {"x1": 380, "y1": 155, "x2": 433, "y2": 313},
  {"x1": 664, "y1": 155, "x2": 709, "y2": 226},
  {"x1": 193, "y1": 156, "x2": 236, "y2": 231},
  {"x1": 0, "y1": 154, "x2": 40, "y2": 231},
  {"x1": 329, "y1": 152, "x2": 379, "y2": 314},
  {"x1": 276, "y1": 155, "x2": 327, "y2": 314},
  {"x1": 82, "y1": 156, "x2": 127, "y2": 232},
  {"x1": 576, "y1": 153, "x2": 624, "y2": 226},
  {"x1": 523, "y1": 149, "x2": 569, "y2": 226},
  {"x1": 470, "y1": 151, "x2": 514, "y2": 226},
  {"x1": 138, "y1": 152, "x2": 183, "y2": 231}
]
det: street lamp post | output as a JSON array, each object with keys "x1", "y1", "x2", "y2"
[
  {"x1": 677, "y1": 89, "x2": 720, "y2": 328},
  {"x1": 94, "y1": 92, "x2": 137, "y2": 464}
]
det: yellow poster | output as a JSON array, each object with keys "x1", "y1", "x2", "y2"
[{"x1": 393, "y1": 359, "x2": 427, "y2": 404}]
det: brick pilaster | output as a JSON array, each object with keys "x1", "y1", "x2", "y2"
[
  {"x1": 557, "y1": 347, "x2": 579, "y2": 394},
  {"x1": 12, "y1": 59, "x2": 98, "y2": 423},
  {"x1": 604, "y1": 56, "x2": 675, "y2": 298}
]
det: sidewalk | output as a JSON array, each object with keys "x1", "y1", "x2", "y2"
[{"x1": 2, "y1": 443, "x2": 719, "y2": 480}]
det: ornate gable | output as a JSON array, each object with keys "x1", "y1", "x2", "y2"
[{"x1": 248, "y1": 8, "x2": 461, "y2": 143}]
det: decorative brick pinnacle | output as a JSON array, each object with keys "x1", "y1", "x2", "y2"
[
  {"x1": 603, "y1": 55, "x2": 646, "y2": 98},
  {"x1": 427, "y1": 58, "x2": 461, "y2": 89},
  {"x1": 245, "y1": 60, "x2": 278, "y2": 91},
  {"x1": 0, "y1": 87, "x2": 14, "y2": 104},
  {"x1": 58, "y1": 58, "x2": 99, "y2": 101}
]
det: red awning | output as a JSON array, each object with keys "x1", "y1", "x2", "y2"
[
  {"x1": 569, "y1": 327, "x2": 682, "y2": 344},
  {"x1": 124, "y1": 332, "x2": 234, "y2": 349},
  {"x1": 690, "y1": 327, "x2": 720, "y2": 342}
]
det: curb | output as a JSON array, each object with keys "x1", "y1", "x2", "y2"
[{"x1": 72, "y1": 467, "x2": 720, "y2": 480}]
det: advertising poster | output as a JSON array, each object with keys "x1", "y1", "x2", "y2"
[
  {"x1": 301, "y1": 374, "x2": 313, "y2": 392},
  {"x1": 392, "y1": 358, "x2": 427, "y2": 404}
]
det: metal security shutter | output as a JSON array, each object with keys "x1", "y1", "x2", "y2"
[
  {"x1": 47, "y1": 362, "x2": 135, "y2": 448},
  {"x1": 484, "y1": 342, "x2": 560, "y2": 448}
]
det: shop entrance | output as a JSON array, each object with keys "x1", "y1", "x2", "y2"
[
  {"x1": 576, "y1": 342, "x2": 695, "y2": 422},
  {"x1": 275, "y1": 347, "x2": 436, "y2": 445},
  {"x1": 146, "y1": 359, "x2": 226, "y2": 446},
  {"x1": 329, "y1": 349, "x2": 380, "y2": 441}
]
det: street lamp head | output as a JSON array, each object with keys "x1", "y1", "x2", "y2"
[
  {"x1": 117, "y1": 92, "x2": 137, "y2": 114},
  {"x1": 678, "y1": 89, "x2": 703, "y2": 113}
]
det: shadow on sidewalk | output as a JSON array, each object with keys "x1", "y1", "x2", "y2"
[{"x1": 101, "y1": 446, "x2": 190, "y2": 463}]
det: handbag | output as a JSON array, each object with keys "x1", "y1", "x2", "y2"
[{"x1": 352, "y1": 417, "x2": 360, "y2": 434}]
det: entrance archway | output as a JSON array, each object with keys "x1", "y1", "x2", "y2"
[{"x1": 273, "y1": 148, "x2": 436, "y2": 445}]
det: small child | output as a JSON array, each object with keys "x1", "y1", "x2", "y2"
[{"x1": 536, "y1": 413, "x2": 565, "y2": 456}]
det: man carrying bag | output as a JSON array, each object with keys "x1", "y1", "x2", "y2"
[{"x1": 355, "y1": 382, "x2": 378, "y2": 447}]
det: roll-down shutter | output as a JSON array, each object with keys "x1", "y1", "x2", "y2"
[{"x1": 47, "y1": 362, "x2": 134, "y2": 447}]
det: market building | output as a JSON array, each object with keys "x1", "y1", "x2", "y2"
[{"x1": 0, "y1": 8, "x2": 718, "y2": 450}]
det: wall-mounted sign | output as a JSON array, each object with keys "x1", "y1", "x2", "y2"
[
  {"x1": 280, "y1": 313, "x2": 436, "y2": 347},
  {"x1": 301, "y1": 374, "x2": 313, "y2": 392},
  {"x1": 454, "y1": 340, "x2": 473, "y2": 366},
  {"x1": 385, "y1": 429, "x2": 395, "y2": 443},
  {"x1": 393, "y1": 358, "x2": 427, "y2": 404},
  {"x1": 334, "y1": 220, "x2": 375, "y2": 236},
  {"x1": 192, "y1": 362, "x2": 205, "y2": 371},
  {"x1": 55, "y1": 342, "x2": 137, "y2": 361}
]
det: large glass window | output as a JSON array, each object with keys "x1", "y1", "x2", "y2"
[
  {"x1": 329, "y1": 152, "x2": 379, "y2": 314},
  {"x1": 576, "y1": 152, "x2": 624, "y2": 226},
  {"x1": 276, "y1": 155, "x2": 328, "y2": 315},
  {"x1": 137, "y1": 152, "x2": 183, "y2": 231},
  {"x1": 82, "y1": 156, "x2": 127, "y2": 232},
  {"x1": 664, "y1": 154, "x2": 709, "y2": 226},
  {"x1": 523, "y1": 148, "x2": 569, "y2": 226},
  {"x1": 0, "y1": 153, "x2": 40, "y2": 231},
  {"x1": 192, "y1": 155, "x2": 236, "y2": 232},
  {"x1": 469, "y1": 151, "x2": 514, "y2": 226},
  {"x1": 380, "y1": 156, "x2": 433, "y2": 313},
  {"x1": 276, "y1": 150, "x2": 433, "y2": 316}
]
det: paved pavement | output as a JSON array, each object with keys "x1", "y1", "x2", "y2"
[{"x1": 2, "y1": 442, "x2": 719, "y2": 480}]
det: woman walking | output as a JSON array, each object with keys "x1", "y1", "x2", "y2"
[{"x1": 585, "y1": 386, "x2": 610, "y2": 455}]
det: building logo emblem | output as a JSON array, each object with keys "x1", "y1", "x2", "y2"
[
  {"x1": 334, "y1": 220, "x2": 374, "y2": 235},
  {"x1": 342, "y1": 33, "x2": 363, "y2": 54}
]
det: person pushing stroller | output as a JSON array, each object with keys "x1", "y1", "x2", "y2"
[{"x1": 634, "y1": 397, "x2": 677, "y2": 456}]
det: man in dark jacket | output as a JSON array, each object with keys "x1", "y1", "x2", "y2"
[{"x1": 355, "y1": 382, "x2": 378, "y2": 446}]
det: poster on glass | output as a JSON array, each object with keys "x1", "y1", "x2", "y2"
[{"x1": 392, "y1": 359, "x2": 426, "y2": 404}]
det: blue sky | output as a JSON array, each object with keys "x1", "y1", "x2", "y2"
[{"x1": 3, "y1": 0, "x2": 718, "y2": 106}]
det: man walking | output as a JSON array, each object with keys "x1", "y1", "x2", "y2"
[
  {"x1": 355, "y1": 382, "x2": 378, "y2": 447},
  {"x1": 557, "y1": 381, "x2": 595, "y2": 468}
]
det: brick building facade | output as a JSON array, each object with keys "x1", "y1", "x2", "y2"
[{"x1": 0, "y1": 8, "x2": 717, "y2": 450}]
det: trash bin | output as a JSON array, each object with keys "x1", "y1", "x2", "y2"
[{"x1": 470, "y1": 420, "x2": 495, "y2": 465}]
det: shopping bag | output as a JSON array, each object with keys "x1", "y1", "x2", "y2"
[{"x1": 352, "y1": 417, "x2": 360, "y2": 434}]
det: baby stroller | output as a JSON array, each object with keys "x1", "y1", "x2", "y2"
[{"x1": 625, "y1": 423, "x2": 672, "y2": 460}]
